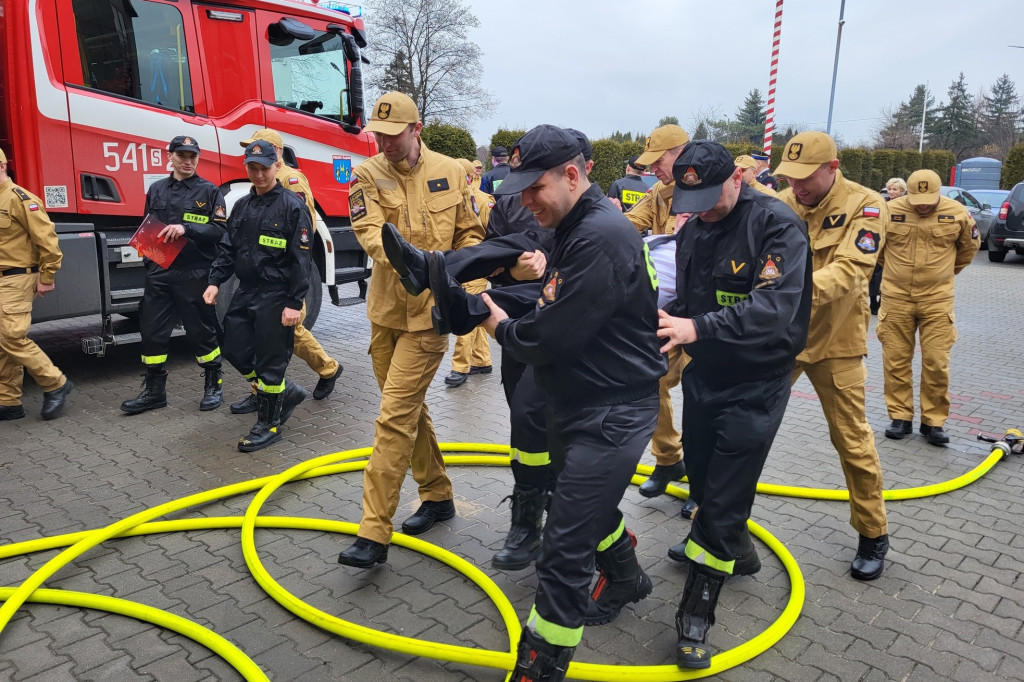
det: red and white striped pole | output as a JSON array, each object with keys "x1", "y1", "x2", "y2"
[{"x1": 763, "y1": 0, "x2": 784, "y2": 157}]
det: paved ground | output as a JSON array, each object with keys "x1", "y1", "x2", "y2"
[{"x1": 2, "y1": 250, "x2": 1024, "y2": 681}]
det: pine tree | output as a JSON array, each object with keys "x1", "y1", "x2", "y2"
[
  {"x1": 931, "y1": 73, "x2": 979, "y2": 160},
  {"x1": 735, "y1": 89, "x2": 766, "y2": 145},
  {"x1": 378, "y1": 50, "x2": 415, "y2": 98},
  {"x1": 981, "y1": 74, "x2": 1021, "y2": 159},
  {"x1": 694, "y1": 121, "x2": 710, "y2": 140},
  {"x1": 658, "y1": 115, "x2": 680, "y2": 127}
]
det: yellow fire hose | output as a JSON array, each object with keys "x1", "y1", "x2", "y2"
[{"x1": 0, "y1": 440, "x2": 1011, "y2": 680}]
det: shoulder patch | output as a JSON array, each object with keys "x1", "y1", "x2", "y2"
[
  {"x1": 971, "y1": 223, "x2": 979, "y2": 239},
  {"x1": 822, "y1": 213, "x2": 846, "y2": 229},
  {"x1": 890, "y1": 214, "x2": 905, "y2": 223},
  {"x1": 470, "y1": 195, "x2": 479, "y2": 216},
  {"x1": 758, "y1": 254, "x2": 783, "y2": 282},
  {"x1": 937, "y1": 214, "x2": 955, "y2": 223},
  {"x1": 349, "y1": 189, "x2": 367, "y2": 221},
  {"x1": 288, "y1": 177, "x2": 300, "y2": 185},
  {"x1": 862, "y1": 206, "x2": 881, "y2": 218},
  {"x1": 13, "y1": 188, "x2": 30, "y2": 201},
  {"x1": 856, "y1": 229, "x2": 879, "y2": 254},
  {"x1": 538, "y1": 271, "x2": 562, "y2": 307},
  {"x1": 428, "y1": 178, "x2": 450, "y2": 193},
  {"x1": 350, "y1": 174, "x2": 359, "y2": 186},
  {"x1": 215, "y1": 204, "x2": 226, "y2": 219}
]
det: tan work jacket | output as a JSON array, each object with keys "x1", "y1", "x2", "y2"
[
  {"x1": 0, "y1": 179, "x2": 62, "y2": 284},
  {"x1": 277, "y1": 166, "x2": 316, "y2": 224},
  {"x1": 350, "y1": 142, "x2": 483, "y2": 331},
  {"x1": 779, "y1": 171, "x2": 887, "y2": 363},
  {"x1": 625, "y1": 180, "x2": 675, "y2": 235},
  {"x1": 880, "y1": 195, "x2": 978, "y2": 302}
]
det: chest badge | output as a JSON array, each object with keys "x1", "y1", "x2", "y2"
[
  {"x1": 730, "y1": 260, "x2": 746, "y2": 275},
  {"x1": 196, "y1": 201, "x2": 206, "y2": 208},
  {"x1": 428, "y1": 178, "x2": 450, "y2": 192}
]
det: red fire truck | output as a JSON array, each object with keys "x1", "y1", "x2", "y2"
[{"x1": 0, "y1": 0, "x2": 375, "y2": 354}]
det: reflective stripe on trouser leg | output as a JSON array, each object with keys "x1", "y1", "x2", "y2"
[
  {"x1": 510, "y1": 448, "x2": 551, "y2": 467},
  {"x1": 196, "y1": 347, "x2": 221, "y2": 365},
  {"x1": 877, "y1": 297, "x2": 917, "y2": 421},
  {"x1": 652, "y1": 345, "x2": 687, "y2": 466},
  {"x1": 258, "y1": 379, "x2": 286, "y2": 394},
  {"x1": 534, "y1": 396, "x2": 658, "y2": 636},
  {"x1": 359, "y1": 325, "x2": 450, "y2": 545},
  {"x1": 596, "y1": 518, "x2": 625, "y2": 552},
  {"x1": 526, "y1": 605, "x2": 582, "y2": 648},
  {"x1": 684, "y1": 538, "x2": 735, "y2": 574},
  {"x1": 917, "y1": 298, "x2": 956, "y2": 426},
  {"x1": 794, "y1": 358, "x2": 888, "y2": 537},
  {"x1": 141, "y1": 355, "x2": 168, "y2": 365}
]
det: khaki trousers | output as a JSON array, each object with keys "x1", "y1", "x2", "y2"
[
  {"x1": 359, "y1": 324, "x2": 452, "y2": 544},
  {"x1": 0, "y1": 273, "x2": 64, "y2": 405},
  {"x1": 451, "y1": 279, "x2": 491, "y2": 373},
  {"x1": 652, "y1": 346, "x2": 689, "y2": 466},
  {"x1": 877, "y1": 297, "x2": 956, "y2": 427},
  {"x1": 293, "y1": 301, "x2": 339, "y2": 379},
  {"x1": 792, "y1": 357, "x2": 888, "y2": 537}
]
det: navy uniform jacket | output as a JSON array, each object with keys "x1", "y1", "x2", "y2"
[
  {"x1": 495, "y1": 184, "x2": 667, "y2": 406},
  {"x1": 668, "y1": 184, "x2": 811, "y2": 388},
  {"x1": 209, "y1": 182, "x2": 312, "y2": 310},
  {"x1": 144, "y1": 173, "x2": 227, "y2": 271},
  {"x1": 480, "y1": 163, "x2": 511, "y2": 194},
  {"x1": 756, "y1": 168, "x2": 778, "y2": 191},
  {"x1": 606, "y1": 174, "x2": 650, "y2": 212}
]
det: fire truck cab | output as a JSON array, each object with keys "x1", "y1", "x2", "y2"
[{"x1": 0, "y1": 0, "x2": 374, "y2": 354}]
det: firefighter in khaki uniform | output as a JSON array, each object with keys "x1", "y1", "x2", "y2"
[
  {"x1": 337, "y1": 92, "x2": 483, "y2": 568},
  {"x1": 626, "y1": 125, "x2": 694, "y2": 512},
  {"x1": 735, "y1": 155, "x2": 778, "y2": 197},
  {"x1": 775, "y1": 131, "x2": 890, "y2": 581},
  {"x1": 879, "y1": 169, "x2": 979, "y2": 446},
  {"x1": 228, "y1": 129, "x2": 343, "y2": 416},
  {"x1": 0, "y1": 147, "x2": 73, "y2": 420},
  {"x1": 443, "y1": 158, "x2": 493, "y2": 388}
]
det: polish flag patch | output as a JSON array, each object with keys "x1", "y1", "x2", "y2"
[
  {"x1": 863, "y1": 206, "x2": 880, "y2": 218},
  {"x1": 28, "y1": 203, "x2": 39, "y2": 211},
  {"x1": 288, "y1": 177, "x2": 299, "y2": 185}
]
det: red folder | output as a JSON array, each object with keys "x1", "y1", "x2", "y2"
[{"x1": 129, "y1": 214, "x2": 185, "y2": 269}]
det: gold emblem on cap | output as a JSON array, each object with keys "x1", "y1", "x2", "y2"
[
  {"x1": 786, "y1": 143, "x2": 802, "y2": 161},
  {"x1": 510, "y1": 147, "x2": 521, "y2": 168},
  {"x1": 253, "y1": 144, "x2": 262, "y2": 154},
  {"x1": 644, "y1": 137, "x2": 652, "y2": 151},
  {"x1": 681, "y1": 166, "x2": 701, "y2": 186},
  {"x1": 377, "y1": 102, "x2": 392, "y2": 120},
  {"x1": 183, "y1": 137, "x2": 193, "y2": 146},
  {"x1": 918, "y1": 180, "x2": 929, "y2": 192}
]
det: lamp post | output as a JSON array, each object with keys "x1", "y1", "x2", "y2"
[{"x1": 825, "y1": 0, "x2": 846, "y2": 135}]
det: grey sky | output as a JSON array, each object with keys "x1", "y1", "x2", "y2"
[{"x1": 463, "y1": 0, "x2": 1024, "y2": 149}]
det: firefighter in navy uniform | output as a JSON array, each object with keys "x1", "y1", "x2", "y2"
[
  {"x1": 606, "y1": 156, "x2": 650, "y2": 212},
  {"x1": 121, "y1": 136, "x2": 227, "y2": 415},
  {"x1": 425, "y1": 125, "x2": 665, "y2": 682},
  {"x1": 480, "y1": 146, "x2": 511, "y2": 194},
  {"x1": 203, "y1": 141, "x2": 312, "y2": 452},
  {"x1": 752, "y1": 152, "x2": 777, "y2": 190},
  {"x1": 658, "y1": 141, "x2": 811, "y2": 669}
]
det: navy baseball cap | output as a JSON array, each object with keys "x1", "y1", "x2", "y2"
[
  {"x1": 168, "y1": 135, "x2": 200, "y2": 154},
  {"x1": 563, "y1": 128, "x2": 592, "y2": 161},
  {"x1": 491, "y1": 146, "x2": 509, "y2": 157},
  {"x1": 243, "y1": 140, "x2": 277, "y2": 167},
  {"x1": 671, "y1": 141, "x2": 737, "y2": 213},
  {"x1": 628, "y1": 155, "x2": 644, "y2": 171},
  {"x1": 491, "y1": 125, "x2": 582, "y2": 196}
]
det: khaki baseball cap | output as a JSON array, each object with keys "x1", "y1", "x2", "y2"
[
  {"x1": 365, "y1": 92, "x2": 420, "y2": 136},
  {"x1": 734, "y1": 154, "x2": 758, "y2": 170},
  {"x1": 240, "y1": 129, "x2": 284, "y2": 149},
  {"x1": 636, "y1": 124, "x2": 691, "y2": 166},
  {"x1": 458, "y1": 158, "x2": 475, "y2": 174},
  {"x1": 472, "y1": 159, "x2": 483, "y2": 168},
  {"x1": 774, "y1": 132, "x2": 838, "y2": 179},
  {"x1": 906, "y1": 169, "x2": 942, "y2": 206},
  {"x1": 0, "y1": 147, "x2": 6, "y2": 164}
]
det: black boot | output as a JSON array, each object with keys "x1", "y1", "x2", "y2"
[
  {"x1": 675, "y1": 562, "x2": 727, "y2": 669},
  {"x1": 638, "y1": 460, "x2": 686, "y2": 498},
  {"x1": 238, "y1": 391, "x2": 282, "y2": 452},
  {"x1": 668, "y1": 537, "x2": 760, "y2": 576},
  {"x1": 680, "y1": 498, "x2": 699, "y2": 520},
  {"x1": 584, "y1": 529, "x2": 653, "y2": 625},
  {"x1": 850, "y1": 533, "x2": 888, "y2": 581},
  {"x1": 382, "y1": 222, "x2": 429, "y2": 295},
  {"x1": 279, "y1": 380, "x2": 309, "y2": 425},
  {"x1": 121, "y1": 370, "x2": 167, "y2": 415},
  {"x1": 492, "y1": 485, "x2": 546, "y2": 571},
  {"x1": 199, "y1": 365, "x2": 223, "y2": 411},
  {"x1": 229, "y1": 386, "x2": 259, "y2": 414},
  {"x1": 509, "y1": 628, "x2": 575, "y2": 682}
]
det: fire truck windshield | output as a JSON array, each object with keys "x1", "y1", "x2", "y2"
[{"x1": 269, "y1": 30, "x2": 349, "y2": 121}]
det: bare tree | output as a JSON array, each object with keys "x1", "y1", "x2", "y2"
[{"x1": 364, "y1": 0, "x2": 497, "y2": 126}]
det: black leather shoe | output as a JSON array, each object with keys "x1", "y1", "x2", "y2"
[
  {"x1": 337, "y1": 537, "x2": 388, "y2": 568},
  {"x1": 638, "y1": 461, "x2": 686, "y2": 498},
  {"x1": 850, "y1": 533, "x2": 888, "y2": 581},
  {"x1": 230, "y1": 392, "x2": 258, "y2": 414},
  {"x1": 444, "y1": 371, "x2": 468, "y2": 387},
  {"x1": 0, "y1": 404, "x2": 26, "y2": 420},
  {"x1": 401, "y1": 499, "x2": 456, "y2": 535},
  {"x1": 921, "y1": 424, "x2": 949, "y2": 445},
  {"x1": 680, "y1": 499, "x2": 699, "y2": 520},
  {"x1": 41, "y1": 379, "x2": 73, "y2": 420},
  {"x1": 428, "y1": 252, "x2": 453, "y2": 335},
  {"x1": 885, "y1": 419, "x2": 912, "y2": 440},
  {"x1": 469, "y1": 365, "x2": 492, "y2": 375},
  {"x1": 312, "y1": 365, "x2": 343, "y2": 400},
  {"x1": 382, "y1": 222, "x2": 429, "y2": 295}
]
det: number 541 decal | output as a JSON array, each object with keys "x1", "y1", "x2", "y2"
[{"x1": 103, "y1": 142, "x2": 166, "y2": 173}]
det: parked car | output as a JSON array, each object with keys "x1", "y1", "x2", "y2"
[
  {"x1": 988, "y1": 182, "x2": 1024, "y2": 263},
  {"x1": 940, "y1": 186, "x2": 997, "y2": 248}
]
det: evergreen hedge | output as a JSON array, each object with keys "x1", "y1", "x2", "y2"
[
  {"x1": 1001, "y1": 145, "x2": 1024, "y2": 189},
  {"x1": 420, "y1": 123, "x2": 477, "y2": 161}
]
